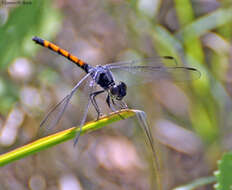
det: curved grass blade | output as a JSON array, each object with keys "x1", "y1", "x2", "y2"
[
  {"x1": 136, "y1": 111, "x2": 162, "y2": 190},
  {"x1": 174, "y1": 176, "x2": 216, "y2": 190},
  {"x1": 0, "y1": 109, "x2": 136, "y2": 167}
]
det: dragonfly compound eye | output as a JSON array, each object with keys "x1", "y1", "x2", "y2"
[
  {"x1": 116, "y1": 82, "x2": 127, "y2": 100},
  {"x1": 110, "y1": 85, "x2": 119, "y2": 96}
]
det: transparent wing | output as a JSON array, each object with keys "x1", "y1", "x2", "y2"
[
  {"x1": 107, "y1": 56, "x2": 178, "y2": 68},
  {"x1": 109, "y1": 65, "x2": 201, "y2": 86},
  {"x1": 73, "y1": 77, "x2": 96, "y2": 146},
  {"x1": 40, "y1": 73, "x2": 91, "y2": 131}
]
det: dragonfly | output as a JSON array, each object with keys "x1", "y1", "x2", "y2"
[{"x1": 32, "y1": 36, "x2": 200, "y2": 146}]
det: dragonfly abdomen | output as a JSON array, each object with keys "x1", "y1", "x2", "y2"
[{"x1": 32, "y1": 36, "x2": 89, "y2": 73}]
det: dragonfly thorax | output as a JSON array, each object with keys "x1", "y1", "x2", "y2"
[
  {"x1": 93, "y1": 66, "x2": 115, "y2": 90},
  {"x1": 109, "y1": 81, "x2": 127, "y2": 100}
]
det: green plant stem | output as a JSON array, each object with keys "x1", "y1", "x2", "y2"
[{"x1": 0, "y1": 109, "x2": 136, "y2": 167}]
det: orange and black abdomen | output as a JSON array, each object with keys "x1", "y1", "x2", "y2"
[{"x1": 32, "y1": 36, "x2": 89, "y2": 73}]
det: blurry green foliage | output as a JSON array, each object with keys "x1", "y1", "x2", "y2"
[
  {"x1": 126, "y1": 0, "x2": 232, "y2": 144},
  {"x1": 215, "y1": 152, "x2": 232, "y2": 190},
  {"x1": 0, "y1": 0, "x2": 62, "y2": 114},
  {"x1": 0, "y1": 77, "x2": 18, "y2": 114}
]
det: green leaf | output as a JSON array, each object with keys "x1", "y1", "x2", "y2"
[
  {"x1": 176, "y1": 8, "x2": 232, "y2": 41},
  {"x1": 0, "y1": 109, "x2": 137, "y2": 167},
  {"x1": 214, "y1": 152, "x2": 232, "y2": 190},
  {"x1": 174, "y1": 0, "x2": 194, "y2": 26}
]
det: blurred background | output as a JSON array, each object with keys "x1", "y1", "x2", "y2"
[{"x1": 0, "y1": 0, "x2": 232, "y2": 189}]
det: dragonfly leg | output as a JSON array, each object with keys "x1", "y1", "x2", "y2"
[
  {"x1": 90, "y1": 90, "x2": 105, "y2": 120},
  {"x1": 112, "y1": 98, "x2": 128, "y2": 110},
  {"x1": 106, "y1": 94, "x2": 112, "y2": 109},
  {"x1": 119, "y1": 100, "x2": 128, "y2": 109},
  {"x1": 112, "y1": 98, "x2": 115, "y2": 105},
  {"x1": 106, "y1": 95, "x2": 125, "y2": 119}
]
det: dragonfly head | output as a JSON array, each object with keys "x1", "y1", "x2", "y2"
[{"x1": 109, "y1": 81, "x2": 127, "y2": 100}]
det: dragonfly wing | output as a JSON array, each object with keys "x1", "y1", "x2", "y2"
[
  {"x1": 107, "y1": 56, "x2": 178, "y2": 68},
  {"x1": 40, "y1": 73, "x2": 91, "y2": 131},
  {"x1": 73, "y1": 78, "x2": 96, "y2": 146},
  {"x1": 109, "y1": 65, "x2": 201, "y2": 86}
]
